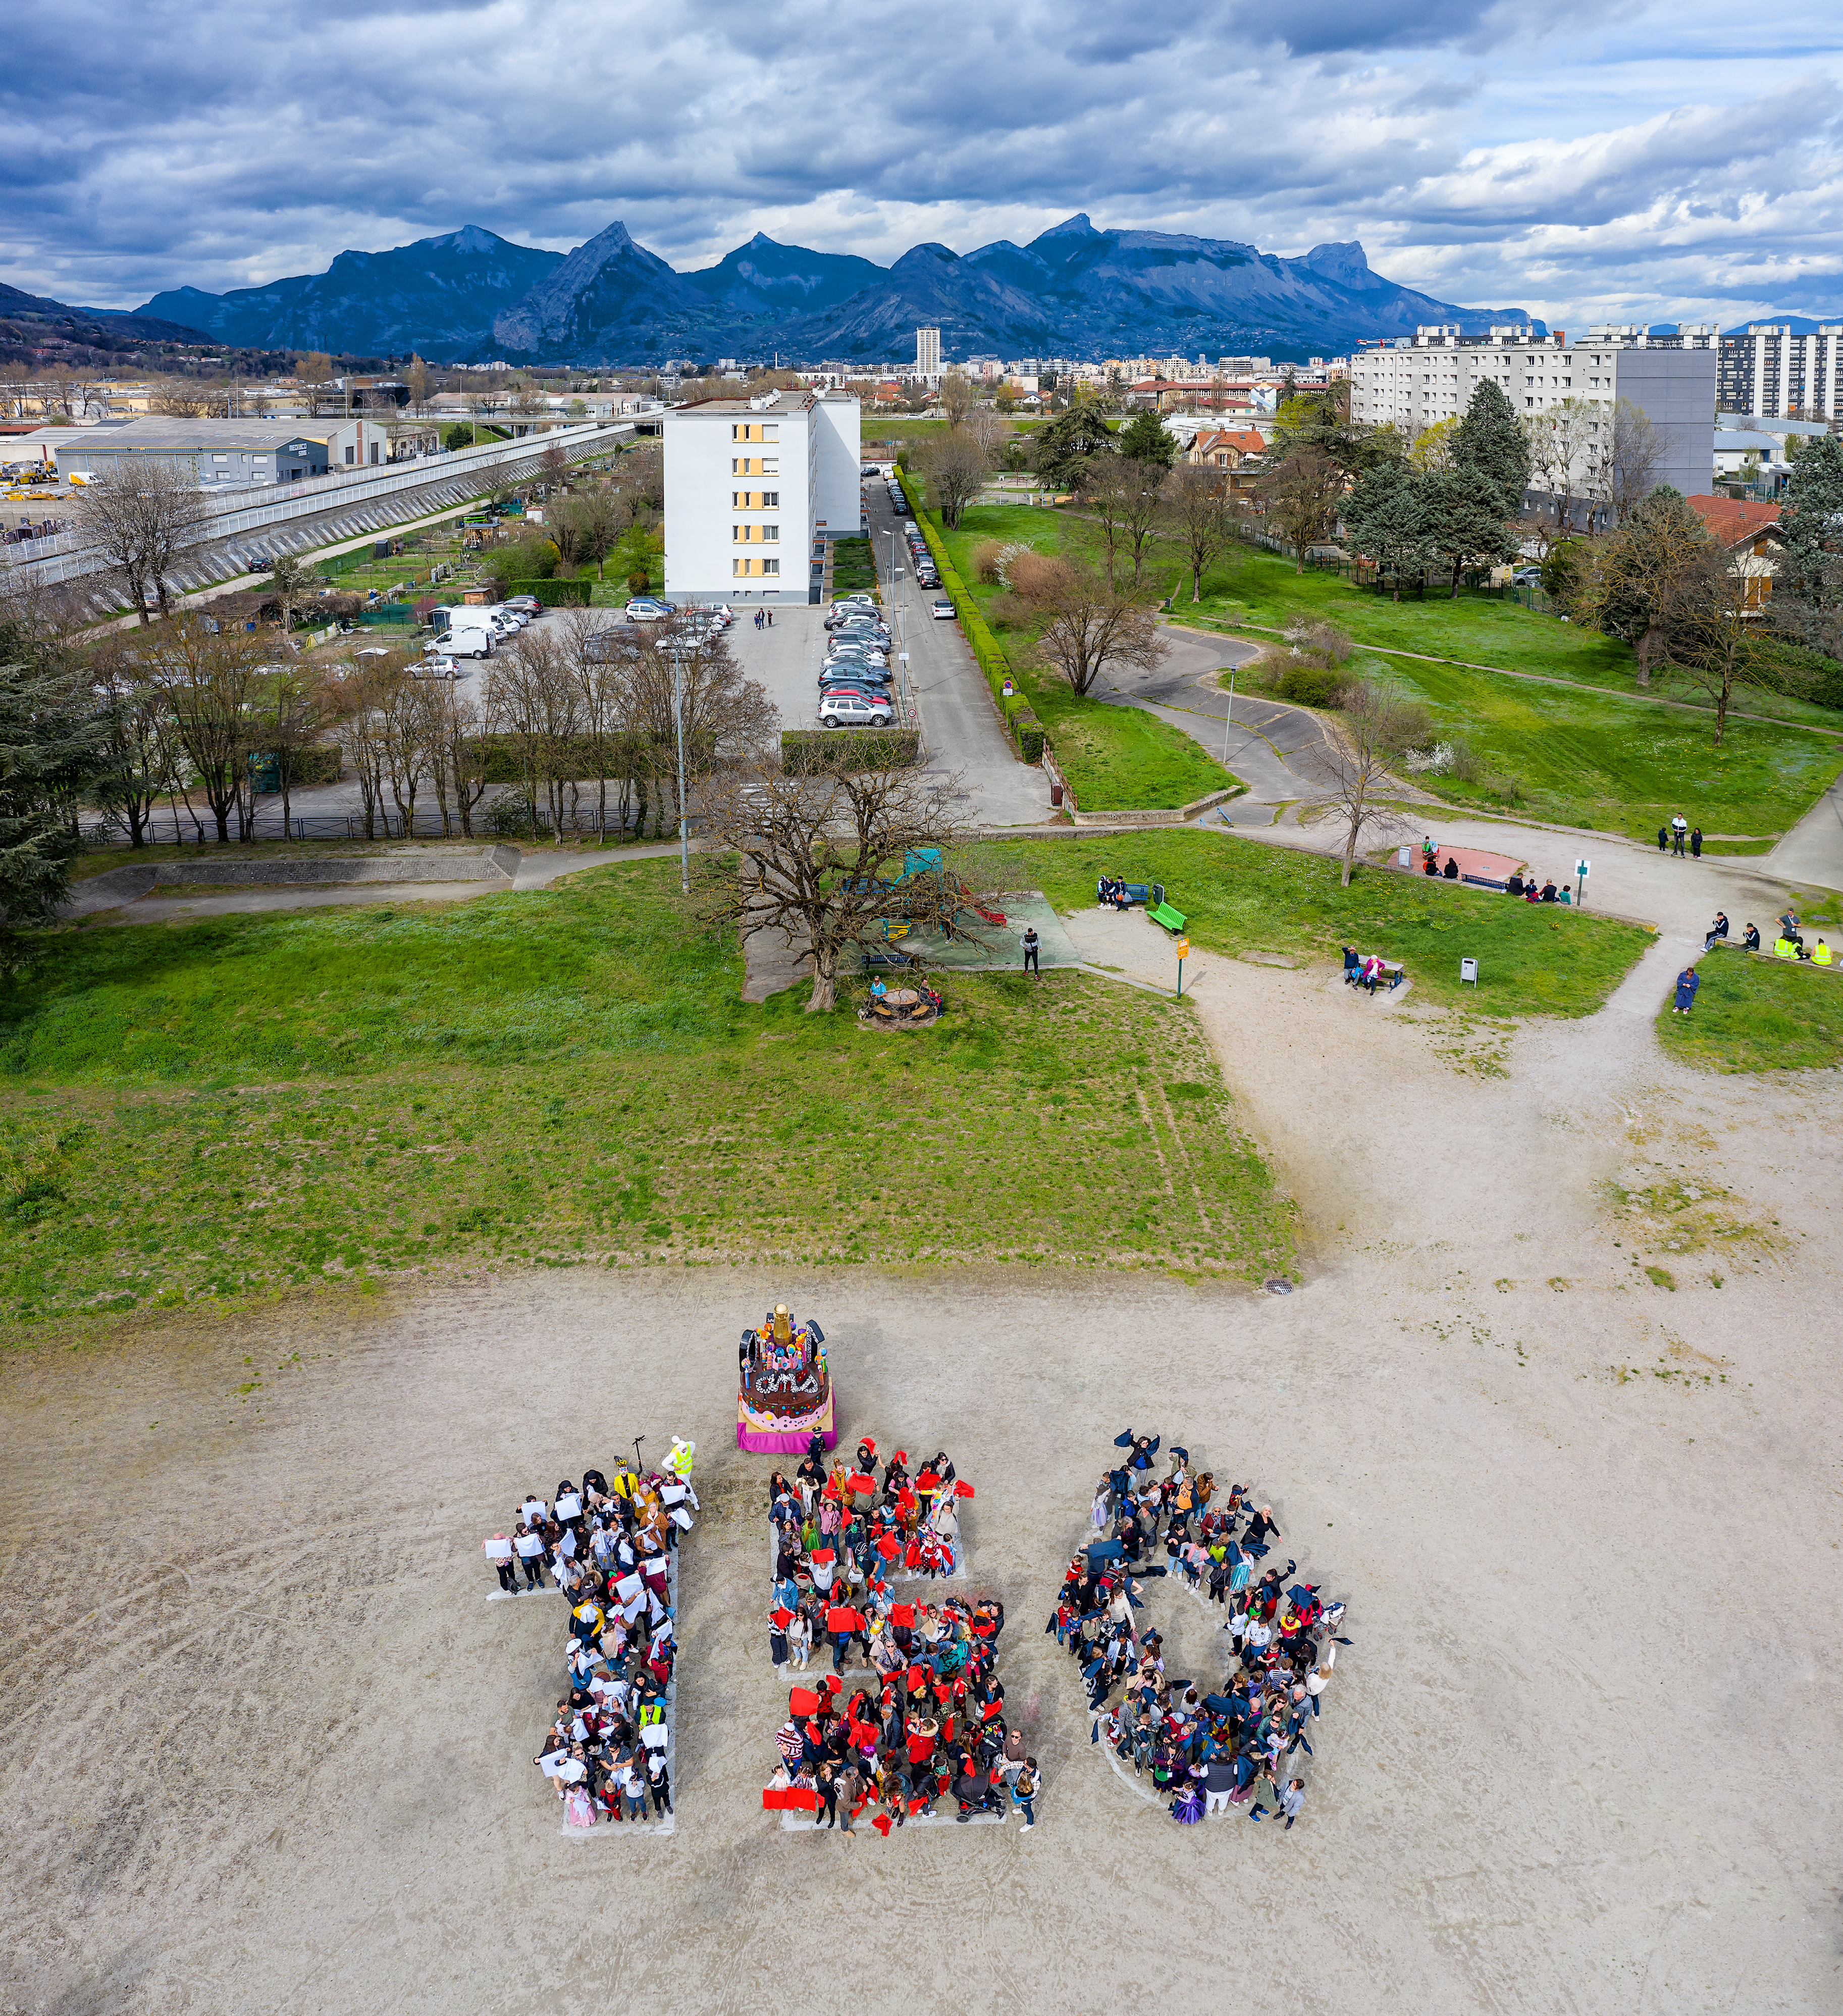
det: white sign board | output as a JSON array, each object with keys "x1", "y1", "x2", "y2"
[
  {"x1": 555, "y1": 1493, "x2": 582, "y2": 1521},
  {"x1": 484, "y1": 1537, "x2": 513, "y2": 1562}
]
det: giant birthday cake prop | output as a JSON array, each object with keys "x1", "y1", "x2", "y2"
[{"x1": 738, "y1": 1304, "x2": 835, "y2": 1454}]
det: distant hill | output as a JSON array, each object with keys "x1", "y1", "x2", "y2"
[
  {"x1": 104, "y1": 215, "x2": 1538, "y2": 365},
  {"x1": 138, "y1": 227, "x2": 563, "y2": 355},
  {"x1": 0, "y1": 282, "x2": 206, "y2": 347}
]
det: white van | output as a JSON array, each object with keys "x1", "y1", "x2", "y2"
[{"x1": 442, "y1": 617, "x2": 497, "y2": 658}]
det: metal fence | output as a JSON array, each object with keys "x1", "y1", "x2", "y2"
[{"x1": 89, "y1": 804, "x2": 648, "y2": 846}]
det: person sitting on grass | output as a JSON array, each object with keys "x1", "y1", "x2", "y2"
[
  {"x1": 1443, "y1": 856, "x2": 1459, "y2": 881},
  {"x1": 1540, "y1": 880, "x2": 1558, "y2": 903},
  {"x1": 1672, "y1": 966, "x2": 1700, "y2": 1014},
  {"x1": 1506, "y1": 871, "x2": 1525, "y2": 898},
  {"x1": 1524, "y1": 879, "x2": 1542, "y2": 903}
]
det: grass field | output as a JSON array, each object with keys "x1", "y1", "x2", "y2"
[
  {"x1": 1183, "y1": 545, "x2": 1843, "y2": 730},
  {"x1": 1353, "y1": 650, "x2": 1843, "y2": 848},
  {"x1": 0, "y1": 862, "x2": 1295, "y2": 1322},
  {"x1": 931, "y1": 503, "x2": 1238, "y2": 810},
  {"x1": 972, "y1": 830, "x2": 1652, "y2": 1016},
  {"x1": 1656, "y1": 949, "x2": 1843, "y2": 1072}
]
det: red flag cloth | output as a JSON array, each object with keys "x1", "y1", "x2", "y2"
[
  {"x1": 826, "y1": 1605, "x2": 854, "y2": 1634},
  {"x1": 933, "y1": 1681, "x2": 952, "y2": 1706},
  {"x1": 771, "y1": 1607, "x2": 793, "y2": 1629},
  {"x1": 905, "y1": 1542, "x2": 922, "y2": 1568},
  {"x1": 896, "y1": 1490, "x2": 917, "y2": 1517},
  {"x1": 906, "y1": 1664, "x2": 928, "y2": 1693},
  {"x1": 848, "y1": 1472, "x2": 875, "y2": 1495},
  {"x1": 822, "y1": 1673, "x2": 844, "y2": 1696},
  {"x1": 954, "y1": 1479, "x2": 975, "y2": 1498},
  {"x1": 877, "y1": 1535, "x2": 900, "y2": 1560},
  {"x1": 810, "y1": 1547, "x2": 835, "y2": 1566},
  {"x1": 981, "y1": 1700, "x2": 1003, "y2": 1720},
  {"x1": 908, "y1": 1796, "x2": 929, "y2": 1813},
  {"x1": 907, "y1": 1735, "x2": 934, "y2": 1764},
  {"x1": 872, "y1": 1814, "x2": 893, "y2": 1837},
  {"x1": 891, "y1": 1603, "x2": 915, "y2": 1628},
  {"x1": 916, "y1": 1470, "x2": 940, "y2": 1493},
  {"x1": 788, "y1": 1787, "x2": 819, "y2": 1812},
  {"x1": 789, "y1": 1686, "x2": 822, "y2": 1717}
]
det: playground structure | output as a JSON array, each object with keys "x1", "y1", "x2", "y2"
[
  {"x1": 856, "y1": 849, "x2": 1008, "y2": 967},
  {"x1": 738, "y1": 1305, "x2": 835, "y2": 1454}
]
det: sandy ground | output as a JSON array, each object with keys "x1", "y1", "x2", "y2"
[{"x1": 4, "y1": 844, "x2": 1842, "y2": 2013}]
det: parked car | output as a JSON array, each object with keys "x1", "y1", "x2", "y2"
[
  {"x1": 1510, "y1": 565, "x2": 1542, "y2": 585},
  {"x1": 833, "y1": 619, "x2": 892, "y2": 643},
  {"x1": 819, "y1": 695, "x2": 894, "y2": 728},
  {"x1": 503, "y1": 594, "x2": 543, "y2": 614},
  {"x1": 931, "y1": 598, "x2": 955, "y2": 620},
  {"x1": 625, "y1": 596, "x2": 677, "y2": 621},
  {"x1": 819, "y1": 669, "x2": 891, "y2": 691},
  {"x1": 824, "y1": 651, "x2": 889, "y2": 673},
  {"x1": 819, "y1": 684, "x2": 889, "y2": 706}
]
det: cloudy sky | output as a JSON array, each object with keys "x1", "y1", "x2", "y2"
[{"x1": 5, "y1": 0, "x2": 1841, "y2": 328}]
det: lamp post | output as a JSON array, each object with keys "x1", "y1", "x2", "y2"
[{"x1": 1221, "y1": 655, "x2": 1237, "y2": 767}]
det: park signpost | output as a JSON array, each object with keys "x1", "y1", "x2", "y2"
[
  {"x1": 1174, "y1": 935, "x2": 1190, "y2": 998},
  {"x1": 1576, "y1": 858, "x2": 1590, "y2": 907}
]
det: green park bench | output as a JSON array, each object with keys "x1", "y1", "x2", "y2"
[{"x1": 1146, "y1": 883, "x2": 1187, "y2": 935}]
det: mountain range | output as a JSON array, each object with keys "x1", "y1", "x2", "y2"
[
  {"x1": 126, "y1": 216, "x2": 1539, "y2": 366},
  {"x1": 0, "y1": 281, "x2": 211, "y2": 349}
]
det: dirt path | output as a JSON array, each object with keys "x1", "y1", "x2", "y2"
[{"x1": 2, "y1": 872, "x2": 1840, "y2": 2012}]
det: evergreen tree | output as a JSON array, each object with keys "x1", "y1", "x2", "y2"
[
  {"x1": 0, "y1": 655, "x2": 110, "y2": 954},
  {"x1": 1773, "y1": 434, "x2": 1843, "y2": 656},
  {"x1": 1452, "y1": 380, "x2": 1533, "y2": 516},
  {"x1": 1422, "y1": 466, "x2": 1520, "y2": 597},
  {"x1": 1116, "y1": 409, "x2": 1177, "y2": 469},
  {"x1": 1031, "y1": 405, "x2": 1119, "y2": 490},
  {"x1": 1343, "y1": 463, "x2": 1436, "y2": 601}
]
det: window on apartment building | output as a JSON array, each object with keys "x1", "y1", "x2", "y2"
[{"x1": 345, "y1": 447, "x2": 355, "y2": 464}]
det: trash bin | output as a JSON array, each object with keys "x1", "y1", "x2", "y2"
[
  {"x1": 1050, "y1": 783, "x2": 1063, "y2": 807},
  {"x1": 1460, "y1": 957, "x2": 1479, "y2": 986}
]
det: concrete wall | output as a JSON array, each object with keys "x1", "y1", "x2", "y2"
[
  {"x1": 1617, "y1": 348, "x2": 1717, "y2": 500},
  {"x1": 811, "y1": 394, "x2": 862, "y2": 538},
  {"x1": 57, "y1": 848, "x2": 520, "y2": 914}
]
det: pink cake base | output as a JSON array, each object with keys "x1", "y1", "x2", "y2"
[{"x1": 738, "y1": 1388, "x2": 835, "y2": 1454}]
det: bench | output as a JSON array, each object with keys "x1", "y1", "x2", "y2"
[
  {"x1": 1345, "y1": 955, "x2": 1405, "y2": 993},
  {"x1": 1147, "y1": 899, "x2": 1187, "y2": 934}
]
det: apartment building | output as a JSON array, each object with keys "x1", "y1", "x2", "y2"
[
  {"x1": 915, "y1": 328, "x2": 941, "y2": 382},
  {"x1": 662, "y1": 388, "x2": 861, "y2": 604},
  {"x1": 1347, "y1": 325, "x2": 1717, "y2": 504},
  {"x1": 1718, "y1": 326, "x2": 1843, "y2": 423}
]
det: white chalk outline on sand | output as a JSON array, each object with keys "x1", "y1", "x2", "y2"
[{"x1": 778, "y1": 1806, "x2": 1008, "y2": 1833}]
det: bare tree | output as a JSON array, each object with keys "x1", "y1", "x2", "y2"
[
  {"x1": 1161, "y1": 464, "x2": 1232, "y2": 602},
  {"x1": 538, "y1": 441, "x2": 569, "y2": 493},
  {"x1": 86, "y1": 634, "x2": 172, "y2": 846},
  {"x1": 1014, "y1": 557, "x2": 1167, "y2": 697},
  {"x1": 1305, "y1": 680, "x2": 1418, "y2": 886},
  {"x1": 697, "y1": 763, "x2": 974, "y2": 1011},
  {"x1": 557, "y1": 607, "x2": 637, "y2": 835},
  {"x1": 491, "y1": 631, "x2": 583, "y2": 835},
  {"x1": 147, "y1": 616, "x2": 266, "y2": 841},
  {"x1": 1083, "y1": 456, "x2": 1165, "y2": 588},
  {"x1": 1255, "y1": 447, "x2": 1345, "y2": 573},
  {"x1": 77, "y1": 461, "x2": 205, "y2": 624},
  {"x1": 1603, "y1": 398, "x2": 1665, "y2": 526},
  {"x1": 405, "y1": 356, "x2": 433, "y2": 416},
  {"x1": 938, "y1": 374, "x2": 974, "y2": 425},
  {"x1": 259, "y1": 651, "x2": 325, "y2": 837},
  {"x1": 555, "y1": 483, "x2": 621, "y2": 579},
  {"x1": 625, "y1": 621, "x2": 778, "y2": 831},
  {"x1": 915, "y1": 429, "x2": 992, "y2": 530},
  {"x1": 1569, "y1": 491, "x2": 1712, "y2": 687},
  {"x1": 148, "y1": 381, "x2": 213, "y2": 418},
  {"x1": 964, "y1": 406, "x2": 1007, "y2": 459},
  {"x1": 295, "y1": 352, "x2": 335, "y2": 416},
  {"x1": 1522, "y1": 397, "x2": 1600, "y2": 534}
]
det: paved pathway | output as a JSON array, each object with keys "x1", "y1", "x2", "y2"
[{"x1": 1766, "y1": 769, "x2": 1843, "y2": 892}]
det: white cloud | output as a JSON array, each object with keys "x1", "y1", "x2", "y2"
[{"x1": 0, "y1": 0, "x2": 1839, "y2": 329}]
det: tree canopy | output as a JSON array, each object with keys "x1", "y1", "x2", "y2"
[{"x1": 1451, "y1": 379, "x2": 1532, "y2": 516}]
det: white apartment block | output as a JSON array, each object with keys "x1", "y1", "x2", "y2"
[
  {"x1": 1718, "y1": 325, "x2": 1843, "y2": 422},
  {"x1": 916, "y1": 327, "x2": 941, "y2": 381},
  {"x1": 662, "y1": 388, "x2": 861, "y2": 605},
  {"x1": 1347, "y1": 324, "x2": 1717, "y2": 508}
]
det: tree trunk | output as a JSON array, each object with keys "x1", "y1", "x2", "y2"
[
  {"x1": 805, "y1": 946, "x2": 836, "y2": 1013},
  {"x1": 1341, "y1": 824, "x2": 1357, "y2": 887},
  {"x1": 1191, "y1": 563, "x2": 1202, "y2": 603}
]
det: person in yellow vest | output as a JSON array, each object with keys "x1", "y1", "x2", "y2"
[
  {"x1": 1815, "y1": 939, "x2": 1833, "y2": 967},
  {"x1": 1774, "y1": 936, "x2": 1797, "y2": 959}
]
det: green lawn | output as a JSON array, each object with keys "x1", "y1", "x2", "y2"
[
  {"x1": 1359, "y1": 651, "x2": 1843, "y2": 849},
  {"x1": 0, "y1": 861, "x2": 1294, "y2": 1323},
  {"x1": 971, "y1": 831, "x2": 1653, "y2": 1016},
  {"x1": 1183, "y1": 546, "x2": 1843, "y2": 729},
  {"x1": 931, "y1": 503, "x2": 1239, "y2": 811},
  {"x1": 830, "y1": 537, "x2": 878, "y2": 596},
  {"x1": 1657, "y1": 950, "x2": 1843, "y2": 1072}
]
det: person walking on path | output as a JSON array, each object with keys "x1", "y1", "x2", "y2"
[
  {"x1": 1691, "y1": 827, "x2": 1703, "y2": 858},
  {"x1": 1012, "y1": 1758, "x2": 1040, "y2": 1830},
  {"x1": 1022, "y1": 925, "x2": 1041, "y2": 974},
  {"x1": 1673, "y1": 965, "x2": 1700, "y2": 1014},
  {"x1": 1658, "y1": 825, "x2": 1669, "y2": 852},
  {"x1": 1671, "y1": 813, "x2": 1688, "y2": 855}
]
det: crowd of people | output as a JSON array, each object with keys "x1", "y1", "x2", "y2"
[
  {"x1": 486, "y1": 1441, "x2": 699, "y2": 1830},
  {"x1": 763, "y1": 1435, "x2": 1038, "y2": 1832},
  {"x1": 769, "y1": 1436, "x2": 970, "y2": 1600},
  {"x1": 1049, "y1": 1430, "x2": 1350, "y2": 1830},
  {"x1": 1418, "y1": 838, "x2": 1575, "y2": 905}
]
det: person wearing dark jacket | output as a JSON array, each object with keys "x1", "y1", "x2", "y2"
[
  {"x1": 1443, "y1": 856, "x2": 1459, "y2": 880},
  {"x1": 1743, "y1": 922, "x2": 1761, "y2": 951},
  {"x1": 1705, "y1": 912, "x2": 1729, "y2": 952}
]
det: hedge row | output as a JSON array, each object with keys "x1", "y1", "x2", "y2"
[
  {"x1": 499, "y1": 577, "x2": 593, "y2": 606},
  {"x1": 895, "y1": 470, "x2": 1044, "y2": 764},
  {"x1": 289, "y1": 743, "x2": 344, "y2": 786},
  {"x1": 781, "y1": 728, "x2": 921, "y2": 774}
]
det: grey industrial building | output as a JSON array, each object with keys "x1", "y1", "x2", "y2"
[{"x1": 32, "y1": 419, "x2": 330, "y2": 487}]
